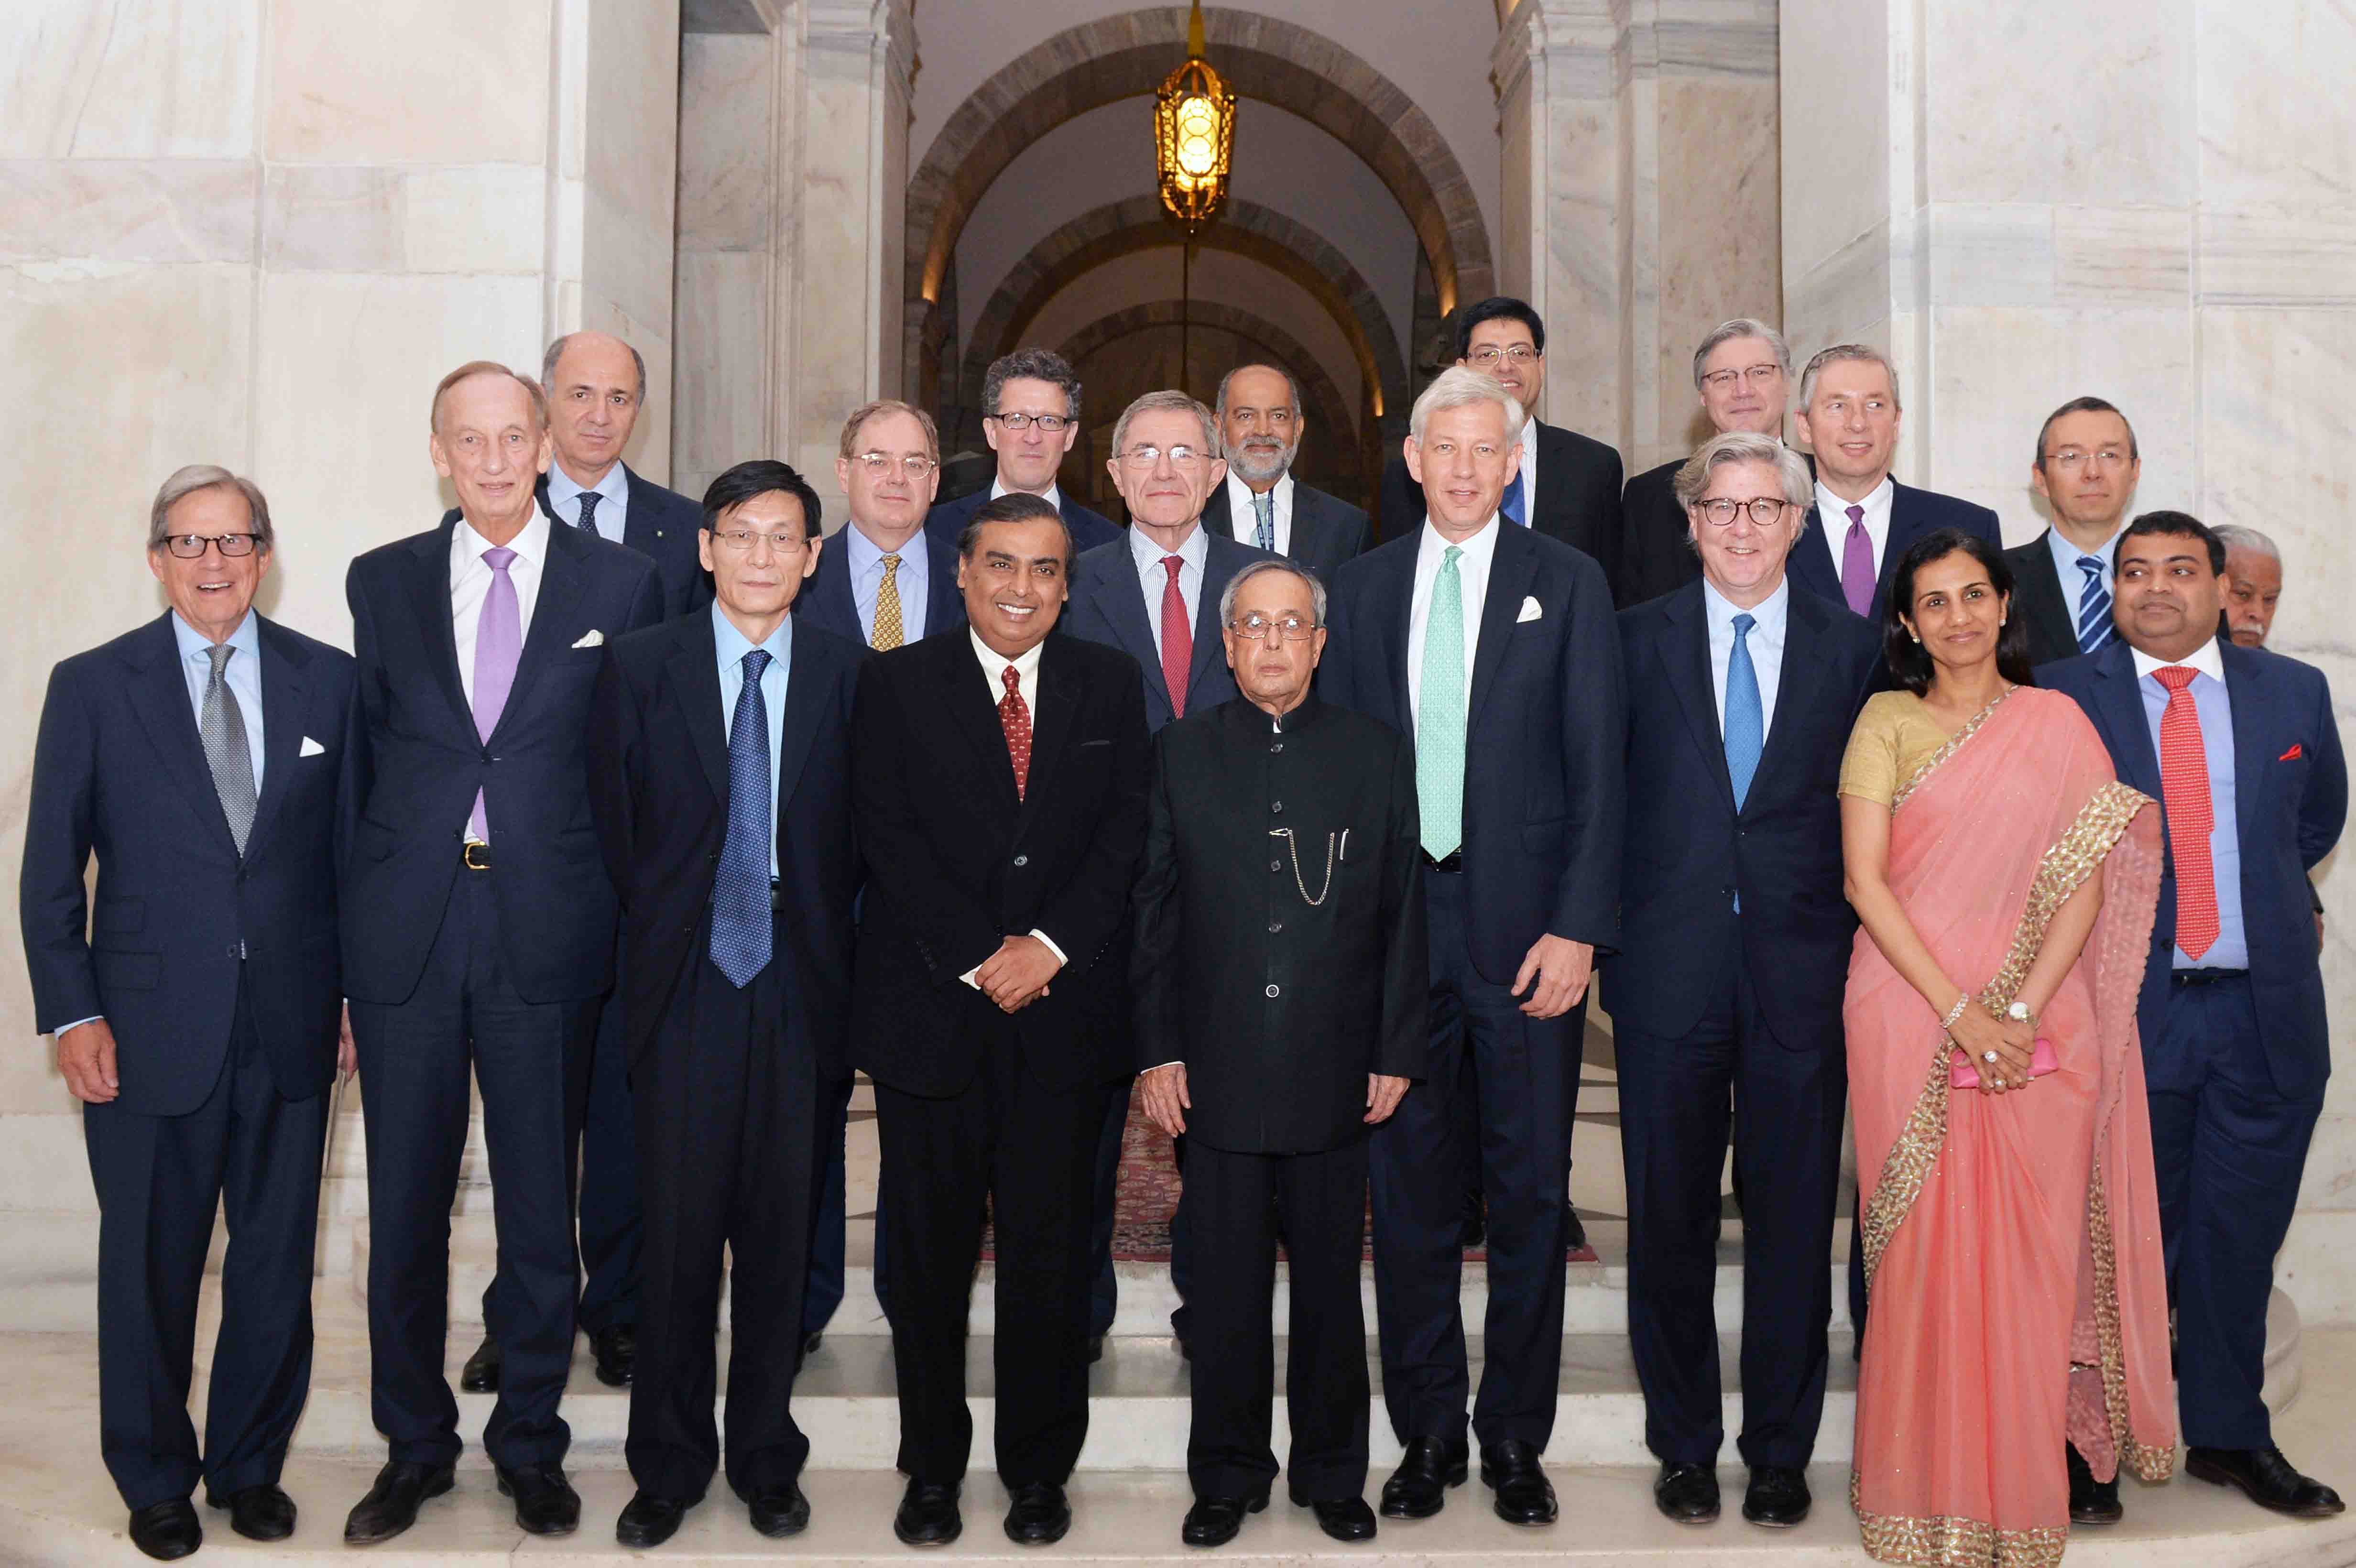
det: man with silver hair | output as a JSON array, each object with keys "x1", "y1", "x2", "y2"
[
  {"x1": 1610, "y1": 430, "x2": 1880, "y2": 1529},
  {"x1": 2216, "y1": 524, "x2": 2283, "y2": 649},
  {"x1": 1324, "y1": 365, "x2": 1625, "y2": 1528},
  {"x1": 924, "y1": 346, "x2": 1121, "y2": 553},
  {"x1": 1201, "y1": 362, "x2": 1370, "y2": 580},
  {"x1": 22, "y1": 465, "x2": 359, "y2": 1559},
  {"x1": 1619, "y1": 318, "x2": 1796, "y2": 607}
]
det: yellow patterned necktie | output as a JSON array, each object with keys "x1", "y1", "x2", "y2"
[{"x1": 872, "y1": 553, "x2": 905, "y2": 650}]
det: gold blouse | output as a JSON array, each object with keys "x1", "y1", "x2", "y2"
[{"x1": 1838, "y1": 690, "x2": 1963, "y2": 807}]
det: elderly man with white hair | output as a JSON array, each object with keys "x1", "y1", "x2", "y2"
[{"x1": 2215, "y1": 524, "x2": 2283, "y2": 650}]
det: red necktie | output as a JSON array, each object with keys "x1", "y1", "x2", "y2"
[
  {"x1": 1159, "y1": 555, "x2": 1192, "y2": 719},
  {"x1": 2154, "y1": 665, "x2": 2219, "y2": 959},
  {"x1": 999, "y1": 664, "x2": 1032, "y2": 799}
]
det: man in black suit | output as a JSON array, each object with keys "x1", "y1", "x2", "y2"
[
  {"x1": 1611, "y1": 433, "x2": 1879, "y2": 1530},
  {"x1": 852, "y1": 494, "x2": 1149, "y2": 1548},
  {"x1": 1787, "y1": 344, "x2": 2002, "y2": 621},
  {"x1": 1200, "y1": 362, "x2": 1369, "y2": 579},
  {"x1": 1377, "y1": 297, "x2": 1624, "y2": 589},
  {"x1": 1618, "y1": 319, "x2": 1794, "y2": 608},
  {"x1": 588, "y1": 461, "x2": 864, "y2": 1547},
  {"x1": 925, "y1": 347, "x2": 1121, "y2": 553},
  {"x1": 22, "y1": 467, "x2": 356, "y2": 1561},
  {"x1": 2002, "y1": 396, "x2": 2142, "y2": 667},
  {"x1": 2041, "y1": 513, "x2": 2348, "y2": 1523},
  {"x1": 340, "y1": 362, "x2": 664, "y2": 1544},
  {"x1": 1135, "y1": 557, "x2": 1427, "y2": 1549},
  {"x1": 1325, "y1": 367, "x2": 1625, "y2": 1527}
]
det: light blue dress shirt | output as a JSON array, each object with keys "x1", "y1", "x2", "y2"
[
  {"x1": 1127, "y1": 522, "x2": 1208, "y2": 663},
  {"x1": 713, "y1": 603, "x2": 791, "y2": 878},
  {"x1": 1702, "y1": 577, "x2": 1788, "y2": 740},
  {"x1": 2045, "y1": 523, "x2": 2121, "y2": 610},
  {"x1": 173, "y1": 610, "x2": 265, "y2": 787},
  {"x1": 548, "y1": 462, "x2": 629, "y2": 544},
  {"x1": 844, "y1": 522, "x2": 929, "y2": 644},
  {"x1": 2132, "y1": 639, "x2": 2247, "y2": 969}
]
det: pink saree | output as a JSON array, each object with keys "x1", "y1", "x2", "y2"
[{"x1": 1846, "y1": 686, "x2": 2176, "y2": 1567}]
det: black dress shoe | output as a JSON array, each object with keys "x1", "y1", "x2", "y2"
[
  {"x1": 1086, "y1": 1334, "x2": 1105, "y2": 1365},
  {"x1": 1004, "y1": 1481, "x2": 1071, "y2": 1545},
  {"x1": 747, "y1": 1481, "x2": 810, "y2": 1538},
  {"x1": 496, "y1": 1463, "x2": 581, "y2": 1536},
  {"x1": 615, "y1": 1492, "x2": 692, "y2": 1548},
  {"x1": 802, "y1": 1329, "x2": 824, "y2": 1357},
  {"x1": 1653, "y1": 1461, "x2": 1720, "y2": 1524},
  {"x1": 206, "y1": 1482, "x2": 296, "y2": 1541},
  {"x1": 2186, "y1": 1446, "x2": 2347, "y2": 1518},
  {"x1": 344, "y1": 1459, "x2": 456, "y2": 1545},
  {"x1": 1379, "y1": 1436, "x2": 1469, "y2": 1518},
  {"x1": 1742, "y1": 1465, "x2": 1811, "y2": 1528},
  {"x1": 894, "y1": 1478, "x2": 962, "y2": 1546},
  {"x1": 127, "y1": 1498, "x2": 201, "y2": 1561},
  {"x1": 1298, "y1": 1495, "x2": 1377, "y2": 1541},
  {"x1": 1479, "y1": 1439, "x2": 1558, "y2": 1525},
  {"x1": 459, "y1": 1333, "x2": 500, "y2": 1393},
  {"x1": 1564, "y1": 1207, "x2": 1588, "y2": 1252},
  {"x1": 2066, "y1": 1442, "x2": 2122, "y2": 1525},
  {"x1": 1181, "y1": 1491, "x2": 1266, "y2": 1546},
  {"x1": 591, "y1": 1323, "x2": 636, "y2": 1387}
]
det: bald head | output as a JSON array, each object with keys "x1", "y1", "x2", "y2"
[{"x1": 543, "y1": 331, "x2": 646, "y2": 486}]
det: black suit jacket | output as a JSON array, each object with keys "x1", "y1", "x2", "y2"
[
  {"x1": 1789, "y1": 480, "x2": 2002, "y2": 623},
  {"x1": 1060, "y1": 530, "x2": 1278, "y2": 733},
  {"x1": 586, "y1": 610, "x2": 864, "y2": 1079},
  {"x1": 1379, "y1": 419, "x2": 1625, "y2": 587},
  {"x1": 1606, "y1": 583, "x2": 1880, "y2": 1044},
  {"x1": 445, "y1": 464, "x2": 710, "y2": 618},
  {"x1": 796, "y1": 525, "x2": 966, "y2": 646},
  {"x1": 2003, "y1": 530, "x2": 2086, "y2": 668},
  {"x1": 850, "y1": 629, "x2": 1150, "y2": 1095},
  {"x1": 1616, "y1": 458, "x2": 1700, "y2": 609},
  {"x1": 21, "y1": 613, "x2": 357, "y2": 1117},
  {"x1": 923, "y1": 485, "x2": 1121, "y2": 555},
  {"x1": 2038, "y1": 640, "x2": 2347, "y2": 1098},
  {"x1": 1200, "y1": 480, "x2": 1370, "y2": 585},
  {"x1": 1322, "y1": 522, "x2": 1626, "y2": 981},
  {"x1": 343, "y1": 518, "x2": 665, "y2": 1004}
]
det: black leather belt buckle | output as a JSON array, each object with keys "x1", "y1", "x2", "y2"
[
  {"x1": 462, "y1": 841, "x2": 491, "y2": 871},
  {"x1": 769, "y1": 879, "x2": 785, "y2": 911},
  {"x1": 1420, "y1": 849, "x2": 1463, "y2": 873},
  {"x1": 2171, "y1": 968, "x2": 2248, "y2": 987}
]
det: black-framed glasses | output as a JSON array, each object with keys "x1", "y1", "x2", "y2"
[
  {"x1": 1691, "y1": 497, "x2": 1792, "y2": 528},
  {"x1": 159, "y1": 533, "x2": 262, "y2": 558},
  {"x1": 988, "y1": 412, "x2": 1071, "y2": 432},
  {"x1": 1228, "y1": 612, "x2": 1319, "y2": 642},
  {"x1": 853, "y1": 451, "x2": 936, "y2": 477}
]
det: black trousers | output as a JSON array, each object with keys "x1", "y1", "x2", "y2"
[
  {"x1": 350, "y1": 870, "x2": 593, "y2": 1470},
  {"x1": 85, "y1": 983, "x2": 327, "y2": 1509},
  {"x1": 1088, "y1": 1083, "x2": 1129, "y2": 1338},
  {"x1": 1615, "y1": 966, "x2": 1845, "y2": 1468},
  {"x1": 1370, "y1": 868, "x2": 1577, "y2": 1449},
  {"x1": 627, "y1": 933, "x2": 817, "y2": 1500},
  {"x1": 802, "y1": 1072, "x2": 854, "y2": 1338},
  {"x1": 875, "y1": 1034, "x2": 1103, "y2": 1485},
  {"x1": 1185, "y1": 1140, "x2": 1370, "y2": 1500}
]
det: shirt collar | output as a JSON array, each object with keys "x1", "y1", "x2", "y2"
[
  {"x1": 991, "y1": 476, "x2": 1062, "y2": 512},
  {"x1": 455, "y1": 509, "x2": 551, "y2": 571},
  {"x1": 547, "y1": 461, "x2": 626, "y2": 512},
  {"x1": 2046, "y1": 523, "x2": 2124, "y2": 578},
  {"x1": 969, "y1": 626, "x2": 1044, "y2": 683},
  {"x1": 712, "y1": 600, "x2": 792, "y2": 668},
  {"x1": 1226, "y1": 470, "x2": 1292, "y2": 514},
  {"x1": 843, "y1": 519, "x2": 923, "y2": 574},
  {"x1": 2131, "y1": 635, "x2": 2225, "y2": 686},
  {"x1": 1419, "y1": 514, "x2": 1503, "y2": 568},
  {"x1": 1814, "y1": 475, "x2": 1893, "y2": 523},
  {"x1": 1128, "y1": 520, "x2": 1206, "y2": 575},
  {"x1": 1701, "y1": 574, "x2": 1790, "y2": 636},
  {"x1": 171, "y1": 606, "x2": 261, "y2": 666}
]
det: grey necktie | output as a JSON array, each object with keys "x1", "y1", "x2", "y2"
[
  {"x1": 200, "y1": 643, "x2": 258, "y2": 854},
  {"x1": 1251, "y1": 490, "x2": 1276, "y2": 552}
]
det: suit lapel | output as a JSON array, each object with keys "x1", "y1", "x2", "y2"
[
  {"x1": 122, "y1": 615, "x2": 238, "y2": 856},
  {"x1": 1660, "y1": 588, "x2": 1737, "y2": 812},
  {"x1": 1529, "y1": 422, "x2": 1559, "y2": 526},
  {"x1": 1468, "y1": 524, "x2": 1535, "y2": 721},
  {"x1": 665, "y1": 613, "x2": 731, "y2": 803},
  {"x1": 240, "y1": 619, "x2": 309, "y2": 861},
  {"x1": 1745, "y1": 589, "x2": 1821, "y2": 805},
  {"x1": 494, "y1": 524, "x2": 589, "y2": 738},
  {"x1": 1201, "y1": 485, "x2": 1236, "y2": 542},
  {"x1": 1186, "y1": 537, "x2": 1238, "y2": 709},
  {"x1": 940, "y1": 634, "x2": 1022, "y2": 810},
  {"x1": 1791, "y1": 505, "x2": 1838, "y2": 602},
  {"x1": 774, "y1": 628, "x2": 829, "y2": 816},
  {"x1": 405, "y1": 523, "x2": 472, "y2": 732},
  {"x1": 1091, "y1": 550, "x2": 1161, "y2": 678},
  {"x1": 2090, "y1": 644, "x2": 2162, "y2": 798},
  {"x1": 1019, "y1": 636, "x2": 1077, "y2": 811},
  {"x1": 1381, "y1": 542, "x2": 1416, "y2": 720},
  {"x1": 2221, "y1": 642, "x2": 2270, "y2": 857},
  {"x1": 926, "y1": 537, "x2": 965, "y2": 631}
]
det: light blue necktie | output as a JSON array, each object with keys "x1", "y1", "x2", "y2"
[
  {"x1": 1501, "y1": 470, "x2": 1527, "y2": 529},
  {"x1": 2076, "y1": 555, "x2": 2115, "y2": 654},
  {"x1": 1723, "y1": 612, "x2": 1762, "y2": 912},
  {"x1": 1251, "y1": 490, "x2": 1276, "y2": 553},
  {"x1": 710, "y1": 648, "x2": 774, "y2": 988},
  {"x1": 1417, "y1": 545, "x2": 1468, "y2": 859}
]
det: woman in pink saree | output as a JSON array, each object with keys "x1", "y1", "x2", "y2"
[{"x1": 1839, "y1": 530, "x2": 2176, "y2": 1566}]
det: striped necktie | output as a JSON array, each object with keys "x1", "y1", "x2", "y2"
[{"x1": 2076, "y1": 555, "x2": 2115, "y2": 654}]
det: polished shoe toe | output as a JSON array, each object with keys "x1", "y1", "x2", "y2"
[
  {"x1": 894, "y1": 1479, "x2": 963, "y2": 1547},
  {"x1": 458, "y1": 1333, "x2": 501, "y2": 1394},
  {"x1": 497, "y1": 1463, "x2": 581, "y2": 1536},
  {"x1": 1004, "y1": 1481, "x2": 1072, "y2": 1545},
  {"x1": 207, "y1": 1482, "x2": 297, "y2": 1541},
  {"x1": 802, "y1": 1329, "x2": 825, "y2": 1357},
  {"x1": 1479, "y1": 1439, "x2": 1558, "y2": 1526},
  {"x1": 1180, "y1": 1491, "x2": 1266, "y2": 1546},
  {"x1": 127, "y1": 1499, "x2": 201, "y2": 1561},
  {"x1": 615, "y1": 1492, "x2": 691, "y2": 1549},
  {"x1": 1653, "y1": 1461, "x2": 1720, "y2": 1524},
  {"x1": 590, "y1": 1324, "x2": 636, "y2": 1387},
  {"x1": 343, "y1": 1460, "x2": 457, "y2": 1545},
  {"x1": 2066, "y1": 1442, "x2": 2123, "y2": 1526},
  {"x1": 2187, "y1": 1446, "x2": 2347, "y2": 1519},
  {"x1": 747, "y1": 1481, "x2": 810, "y2": 1538},
  {"x1": 1742, "y1": 1465, "x2": 1811, "y2": 1528},
  {"x1": 1379, "y1": 1436, "x2": 1469, "y2": 1519},
  {"x1": 1301, "y1": 1496, "x2": 1377, "y2": 1542}
]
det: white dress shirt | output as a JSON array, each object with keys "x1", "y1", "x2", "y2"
[
  {"x1": 1815, "y1": 475, "x2": 1896, "y2": 579},
  {"x1": 1510, "y1": 427, "x2": 1537, "y2": 526},
  {"x1": 960, "y1": 628, "x2": 1065, "y2": 982},
  {"x1": 450, "y1": 511, "x2": 551, "y2": 709},
  {"x1": 1406, "y1": 515, "x2": 1502, "y2": 734},
  {"x1": 1703, "y1": 576, "x2": 1789, "y2": 739},
  {"x1": 991, "y1": 477, "x2": 1063, "y2": 512},
  {"x1": 1223, "y1": 471, "x2": 1294, "y2": 555},
  {"x1": 547, "y1": 462, "x2": 628, "y2": 544},
  {"x1": 1128, "y1": 522, "x2": 1208, "y2": 662}
]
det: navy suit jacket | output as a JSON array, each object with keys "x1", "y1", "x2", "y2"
[
  {"x1": 446, "y1": 463, "x2": 710, "y2": 618},
  {"x1": 343, "y1": 517, "x2": 665, "y2": 1005},
  {"x1": 1379, "y1": 419, "x2": 1625, "y2": 587},
  {"x1": 1060, "y1": 530, "x2": 1279, "y2": 734},
  {"x1": 2038, "y1": 639, "x2": 2346, "y2": 1098},
  {"x1": 1322, "y1": 521, "x2": 1626, "y2": 981},
  {"x1": 796, "y1": 525, "x2": 965, "y2": 646},
  {"x1": 1789, "y1": 479, "x2": 2001, "y2": 624},
  {"x1": 1199, "y1": 480, "x2": 1370, "y2": 586},
  {"x1": 923, "y1": 485, "x2": 1121, "y2": 555},
  {"x1": 21, "y1": 613, "x2": 357, "y2": 1117},
  {"x1": 1605, "y1": 583, "x2": 1880, "y2": 1044}
]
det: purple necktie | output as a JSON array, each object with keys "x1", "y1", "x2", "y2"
[
  {"x1": 1840, "y1": 503, "x2": 1874, "y2": 617},
  {"x1": 469, "y1": 546, "x2": 521, "y2": 840}
]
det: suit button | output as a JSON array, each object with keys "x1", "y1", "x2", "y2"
[
  {"x1": 1268, "y1": 922, "x2": 1282, "y2": 934},
  {"x1": 1013, "y1": 854, "x2": 1029, "y2": 868},
  {"x1": 1270, "y1": 860, "x2": 1283, "y2": 872},
  {"x1": 1265, "y1": 983, "x2": 1280, "y2": 998},
  {"x1": 1270, "y1": 801, "x2": 1283, "y2": 813},
  {"x1": 1271, "y1": 742, "x2": 1283, "y2": 754}
]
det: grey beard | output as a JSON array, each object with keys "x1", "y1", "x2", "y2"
[{"x1": 1229, "y1": 442, "x2": 1295, "y2": 486}]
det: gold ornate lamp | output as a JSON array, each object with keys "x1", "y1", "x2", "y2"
[{"x1": 1155, "y1": 2, "x2": 1234, "y2": 235}]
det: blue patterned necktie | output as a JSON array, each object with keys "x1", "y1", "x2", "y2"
[
  {"x1": 2076, "y1": 555, "x2": 2115, "y2": 654},
  {"x1": 574, "y1": 489, "x2": 601, "y2": 537},
  {"x1": 1724, "y1": 612, "x2": 1763, "y2": 808},
  {"x1": 1500, "y1": 470, "x2": 1527, "y2": 528},
  {"x1": 710, "y1": 647, "x2": 774, "y2": 987}
]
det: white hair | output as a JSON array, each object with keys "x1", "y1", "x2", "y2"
[
  {"x1": 1672, "y1": 431, "x2": 1813, "y2": 510},
  {"x1": 1690, "y1": 318, "x2": 1792, "y2": 390},
  {"x1": 1407, "y1": 366, "x2": 1526, "y2": 447},
  {"x1": 1219, "y1": 557, "x2": 1327, "y2": 628},
  {"x1": 2212, "y1": 524, "x2": 2279, "y2": 561}
]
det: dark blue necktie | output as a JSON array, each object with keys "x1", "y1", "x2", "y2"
[
  {"x1": 1501, "y1": 469, "x2": 1527, "y2": 528},
  {"x1": 710, "y1": 647, "x2": 774, "y2": 987},
  {"x1": 2076, "y1": 555, "x2": 2114, "y2": 654}
]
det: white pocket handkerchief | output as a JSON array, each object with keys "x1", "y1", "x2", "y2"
[
  {"x1": 572, "y1": 629, "x2": 605, "y2": 649},
  {"x1": 299, "y1": 736, "x2": 326, "y2": 758},
  {"x1": 1516, "y1": 596, "x2": 1544, "y2": 623}
]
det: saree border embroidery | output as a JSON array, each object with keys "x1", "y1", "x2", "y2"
[
  {"x1": 1850, "y1": 1472, "x2": 2069, "y2": 1568},
  {"x1": 1889, "y1": 686, "x2": 2015, "y2": 812},
  {"x1": 2087, "y1": 1136, "x2": 2177, "y2": 1482}
]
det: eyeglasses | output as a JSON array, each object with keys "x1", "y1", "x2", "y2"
[
  {"x1": 704, "y1": 527, "x2": 809, "y2": 555},
  {"x1": 853, "y1": 451, "x2": 935, "y2": 477},
  {"x1": 159, "y1": 533, "x2": 261, "y2": 558},
  {"x1": 1228, "y1": 612, "x2": 1319, "y2": 642},
  {"x1": 2042, "y1": 447, "x2": 2133, "y2": 472},
  {"x1": 1700, "y1": 364, "x2": 1784, "y2": 391},
  {"x1": 989, "y1": 412, "x2": 1071, "y2": 432},
  {"x1": 1691, "y1": 497, "x2": 1792, "y2": 527},
  {"x1": 1120, "y1": 444, "x2": 1207, "y2": 468},
  {"x1": 1466, "y1": 345, "x2": 1539, "y2": 368}
]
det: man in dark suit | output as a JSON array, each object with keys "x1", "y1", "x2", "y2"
[
  {"x1": 21, "y1": 467, "x2": 355, "y2": 1561},
  {"x1": 587, "y1": 461, "x2": 863, "y2": 1548},
  {"x1": 2040, "y1": 512, "x2": 2348, "y2": 1522},
  {"x1": 1618, "y1": 319, "x2": 1794, "y2": 608},
  {"x1": 1611, "y1": 433, "x2": 1879, "y2": 1530},
  {"x1": 1786, "y1": 343, "x2": 2001, "y2": 621},
  {"x1": 852, "y1": 493, "x2": 1149, "y2": 1548},
  {"x1": 1135, "y1": 557, "x2": 1427, "y2": 1548},
  {"x1": 340, "y1": 362, "x2": 664, "y2": 1544},
  {"x1": 1325, "y1": 367, "x2": 1625, "y2": 1527},
  {"x1": 1200, "y1": 362, "x2": 1369, "y2": 579},
  {"x1": 2002, "y1": 396, "x2": 2142, "y2": 667},
  {"x1": 924, "y1": 347, "x2": 1120, "y2": 553},
  {"x1": 1377, "y1": 297, "x2": 1624, "y2": 589}
]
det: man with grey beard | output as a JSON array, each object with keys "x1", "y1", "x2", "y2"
[{"x1": 1202, "y1": 363, "x2": 1371, "y2": 575}]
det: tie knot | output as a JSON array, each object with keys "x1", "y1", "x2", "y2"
[
  {"x1": 1732, "y1": 612, "x2": 1756, "y2": 637},
  {"x1": 880, "y1": 553, "x2": 900, "y2": 571},
  {"x1": 1844, "y1": 504, "x2": 1865, "y2": 527},
  {"x1": 742, "y1": 647, "x2": 772, "y2": 681},
  {"x1": 2154, "y1": 664, "x2": 2198, "y2": 693},
  {"x1": 483, "y1": 546, "x2": 517, "y2": 573},
  {"x1": 1002, "y1": 663, "x2": 1021, "y2": 694},
  {"x1": 205, "y1": 642, "x2": 234, "y2": 675},
  {"x1": 1162, "y1": 554, "x2": 1184, "y2": 579},
  {"x1": 2077, "y1": 555, "x2": 2105, "y2": 574},
  {"x1": 1443, "y1": 544, "x2": 1463, "y2": 566}
]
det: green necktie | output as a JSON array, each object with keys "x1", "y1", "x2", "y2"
[{"x1": 1418, "y1": 544, "x2": 1467, "y2": 858}]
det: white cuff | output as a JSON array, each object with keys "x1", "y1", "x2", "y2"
[
  {"x1": 54, "y1": 1015, "x2": 104, "y2": 1038},
  {"x1": 1028, "y1": 929, "x2": 1069, "y2": 967}
]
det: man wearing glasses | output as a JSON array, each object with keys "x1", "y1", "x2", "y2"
[
  {"x1": 925, "y1": 347, "x2": 1121, "y2": 553},
  {"x1": 2001, "y1": 396, "x2": 2144, "y2": 666},
  {"x1": 1619, "y1": 319, "x2": 1796, "y2": 608}
]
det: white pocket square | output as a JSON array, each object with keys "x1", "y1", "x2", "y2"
[
  {"x1": 572, "y1": 629, "x2": 605, "y2": 649},
  {"x1": 299, "y1": 735, "x2": 326, "y2": 758},
  {"x1": 1516, "y1": 596, "x2": 1544, "y2": 623}
]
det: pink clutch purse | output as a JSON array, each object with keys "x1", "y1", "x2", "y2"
[{"x1": 1951, "y1": 1036, "x2": 2058, "y2": 1089}]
